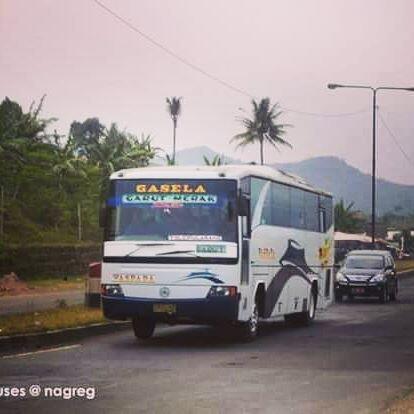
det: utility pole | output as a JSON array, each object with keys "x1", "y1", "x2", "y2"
[{"x1": 327, "y1": 83, "x2": 414, "y2": 245}]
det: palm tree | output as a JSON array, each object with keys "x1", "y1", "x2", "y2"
[
  {"x1": 165, "y1": 154, "x2": 176, "y2": 166},
  {"x1": 334, "y1": 199, "x2": 365, "y2": 233},
  {"x1": 232, "y1": 98, "x2": 291, "y2": 165},
  {"x1": 166, "y1": 97, "x2": 182, "y2": 164},
  {"x1": 203, "y1": 154, "x2": 223, "y2": 166}
]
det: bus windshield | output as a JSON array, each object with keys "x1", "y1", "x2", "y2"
[{"x1": 105, "y1": 179, "x2": 238, "y2": 243}]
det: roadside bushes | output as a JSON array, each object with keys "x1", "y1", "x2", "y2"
[{"x1": 0, "y1": 243, "x2": 101, "y2": 279}]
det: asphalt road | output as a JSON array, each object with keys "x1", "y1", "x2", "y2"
[{"x1": 1, "y1": 273, "x2": 414, "y2": 414}]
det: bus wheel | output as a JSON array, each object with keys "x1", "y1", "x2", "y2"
[
  {"x1": 296, "y1": 291, "x2": 317, "y2": 325},
  {"x1": 239, "y1": 300, "x2": 259, "y2": 341},
  {"x1": 132, "y1": 317, "x2": 155, "y2": 339}
]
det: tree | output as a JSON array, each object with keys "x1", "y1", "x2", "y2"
[
  {"x1": 164, "y1": 154, "x2": 176, "y2": 166},
  {"x1": 166, "y1": 97, "x2": 182, "y2": 164},
  {"x1": 69, "y1": 117, "x2": 106, "y2": 160},
  {"x1": 0, "y1": 95, "x2": 55, "y2": 163},
  {"x1": 334, "y1": 199, "x2": 365, "y2": 233},
  {"x1": 203, "y1": 154, "x2": 223, "y2": 166},
  {"x1": 69, "y1": 121, "x2": 159, "y2": 199},
  {"x1": 232, "y1": 98, "x2": 291, "y2": 165}
]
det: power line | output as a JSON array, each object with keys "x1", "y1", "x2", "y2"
[
  {"x1": 91, "y1": 0, "x2": 253, "y2": 99},
  {"x1": 378, "y1": 110, "x2": 414, "y2": 169},
  {"x1": 280, "y1": 107, "x2": 369, "y2": 117},
  {"x1": 91, "y1": 0, "x2": 370, "y2": 119}
]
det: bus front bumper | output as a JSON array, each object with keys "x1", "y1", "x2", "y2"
[{"x1": 102, "y1": 295, "x2": 240, "y2": 324}]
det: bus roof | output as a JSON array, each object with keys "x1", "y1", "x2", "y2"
[{"x1": 110, "y1": 165, "x2": 332, "y2": 197}]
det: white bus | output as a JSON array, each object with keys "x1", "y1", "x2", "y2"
[{"x1": 101, "y1": 165, "x2": 334, "y2": 340}]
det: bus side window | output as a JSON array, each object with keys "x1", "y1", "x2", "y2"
[
  {"x1": 261, "y1": 188, "x2": 272, "y2": 225},
  {"x1": 304, "y1": 191, "x2": 319, "y2": 232},
  {"x1": 318, "y1": 195, "x2": 333, "y2": 232},
  {"x1": 271, "y1": 182, "x2": 290, "y2": 227},
  {"x1": 291, "y1": 188, "x2": 305, "y2": 229}
]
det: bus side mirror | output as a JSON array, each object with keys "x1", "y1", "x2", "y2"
[
  {"x1": 99, "y1": 206, "x2": 107, "y2": 228},
  {"x1": 238, "y1": 194, "x2": 250, "y2": 217},
  {"x1": 238, "y1": 193, "x2": 251, "y2": 239}
]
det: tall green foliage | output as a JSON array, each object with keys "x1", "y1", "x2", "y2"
[
  {"x1": 334, "y1": 199, "x2": 366, "y2": 233},
  {"x1": 166, "y1": 96, "x2": 182, "y2": 164},
  {"x1": 232, "y1": 98, "x2": 291, "y2": 165},
  {"x1": 0, "y1": 97, "x2": 159, "y2": 244}
]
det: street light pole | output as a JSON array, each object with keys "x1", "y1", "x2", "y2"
[
  {"x1": 327, "y1": 83, "x2": 414, "y2": 245},
  {"x1": 371, "y1": 89, "x2": 377, "y2": 246}
]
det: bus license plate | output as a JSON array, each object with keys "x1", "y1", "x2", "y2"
[{"x1": 153, "y1": 303, "x2": 176, "y2": 313}]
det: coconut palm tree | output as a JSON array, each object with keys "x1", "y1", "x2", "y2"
[
  {"x1": 232, "y1": 98, "x2": 291, "y2": 165},
  {"x1": 203, "y1": 154, "x2": 223, "y2": 166},
  {"x1": 334, "y1": 199, "x2": 365, "y2": 233},
  {"x1": 164, "y1": 154, "x2": 176, "y2": 166},
  {"x1": 166, "y1": 97, "x2": 182, "y2": 164}
]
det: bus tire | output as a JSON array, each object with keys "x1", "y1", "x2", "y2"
[
  {"x1": 296, "y1": 290, "x2": 317, "y2": 326},
  {"x1": 239, "y1": 300, "x2": 259, "y2": 341},
  {"x1": 132, "y1": 317, "x2": 155, "y2": 339}
]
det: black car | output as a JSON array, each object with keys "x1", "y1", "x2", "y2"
[{"x1": 335, "y1": 250, "x2": 398, "y2": 303}]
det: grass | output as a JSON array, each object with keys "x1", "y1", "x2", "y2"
[
  {"x1": 0, "y1": 305, "x2": 105, "y2": 337},
  {"x1": 396, "y1": 259, "x2": 414, "y2": 272},
  {"x1": 384, "y1": 386, "x2": 414, "y2": 413},
  {"x1": 25, "y1": 275, "x2": 84, "y2": 291}
]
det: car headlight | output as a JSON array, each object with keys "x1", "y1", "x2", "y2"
[
  {"x1": 371, "y1": 273, "x2": 385, "y2": 282},
  {"x1": 336, "y1": 271, "x2": 347, "y2": 282}
]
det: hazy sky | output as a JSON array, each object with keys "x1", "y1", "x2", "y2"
[{"x1": 1, "y1": 0, "x2": 413, "y2": 184}]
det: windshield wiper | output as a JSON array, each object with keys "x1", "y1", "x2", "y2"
[
  {"x1": 156, "y1": 250, "x2": 200, "y2": 257},
  {"x1": 125, "y1": 243, "x2": 173, "y2": 257}
]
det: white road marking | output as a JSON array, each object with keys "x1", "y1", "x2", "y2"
[{"x1": 1, "y1": 344, "x2": 81, "y2": 359}]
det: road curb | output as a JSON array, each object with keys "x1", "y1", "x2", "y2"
[{"x1": 0, "y1": 320, "x2": 131, "y2": 355}]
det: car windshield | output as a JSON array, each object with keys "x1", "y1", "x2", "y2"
[
  {"x1": 104, "y1": 179, "x2": 238, "y2": 243},
  {"x1": 345, "y1": 255, "x2": 384, "y2": 269}
]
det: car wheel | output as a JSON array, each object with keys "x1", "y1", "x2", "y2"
[
  {"x1": 239, "y1": 300, "x2": 259, "y2": 341},
  {"x1": 335, "y1": 292, "x2": 343, "y2": 303},
  {"x1": 379, "y1": 285, "x2": 389, "y2": 304},
  {"x1": 132, "y1": 317, "x2": 156, "y2": 339}
]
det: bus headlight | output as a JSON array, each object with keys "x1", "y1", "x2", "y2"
[
  {"x1": 101, "y1": 284, "x2": 124, "y2": 297},
  {"x1": 208, "y1": 286, "x2": 238, "y2": 297}
]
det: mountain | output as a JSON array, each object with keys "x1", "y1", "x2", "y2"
[
  {"x1": 175, "y1": 146, "x2": 241, "y2": 165},
  {"x1": 273, "y1": 157, "x2": 414, "y2": 215},
  {"x1": 174, "y1": 147, "x2": 414, "y2": 215}
]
